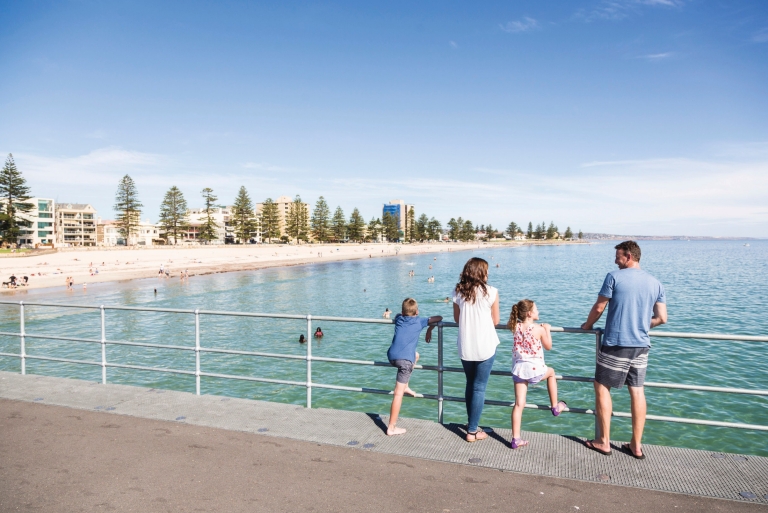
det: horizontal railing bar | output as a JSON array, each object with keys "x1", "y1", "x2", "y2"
[
  {"x1": 197, "y1": 310, "x2": 308, "y2": 320},
  {"x1": 303, "y1": 315, "x2": 395, "y2": 324},
  {"x1": 199, "y1": 371, "x2": 306, "y2": 387},
  {"x1": 0, "y1": 332, "x2": 102, "y2": 344},
  {"x1": 25, "y1": 355, "x2": 102, "y2": 366},
  {"x1": 105, "y1": 363, "x2": 196, "y2": 376},
  {"x1": 105, "y1": 340, "x2": 195, "y2": 351},
  {"x1": 199, "y1": 348, "x2": 307, "y2": 360},
  {"x1": 649, "y1": 331, "x2": 768, "y2": 342},
  {"x1": 0, "y1": 351, "x2": 20, "y2": 358},
  {"x1": 1, "y1": 301, "x2": 764, "y2": 342}
]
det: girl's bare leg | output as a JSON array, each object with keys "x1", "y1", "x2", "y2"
[
  {"x1": 511, "y1": 382, "x2": 528, "y2": 439},
  {"x1": 544, "y1": 367, "x2": 558, "y2": 407}
]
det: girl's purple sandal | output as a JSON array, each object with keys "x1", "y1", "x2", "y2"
[
  {"x1": 511, "y1": 438, "x2": 529, "y2": 449},
  {"x1": 551, "y1": 400, "x2": 567, "y2": 416}
]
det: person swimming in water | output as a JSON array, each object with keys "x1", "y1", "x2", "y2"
[
  {"x1": 383, "y1": 308, "x2": 392, "y2": 319},
  {"x1": 314, "y1": 327, "x2": 324, "y2": 338},
  {"x1": 299, "y1": 334, "x2": 306, "y2": 343}
]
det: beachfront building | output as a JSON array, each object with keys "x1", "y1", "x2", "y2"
[
  {"x1": 16, "y1": 197, "x2": 56, "y2": 247},
  {"x1": 56, "y1": 203, "x2": 97, "y2": 246},
  {"x1": 180, "y1": 207, "x2": 261, "y2": 244},
  {"x1": 255, "y1": 196, "x2": 306, "y2": 240},
  {"x1": 97, "y1": 220, "x2": 122, "y2": 246},
  {"x1": 382, "y1": 200, "x2": 414, "y2": 233},
  {"x1": 136, "y1": 219, "x2": 163, "y2": 246}
]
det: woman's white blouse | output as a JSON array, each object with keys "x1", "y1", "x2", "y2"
[{"x1": 453, "y1": 285, "x2": 500, "y2": 361}]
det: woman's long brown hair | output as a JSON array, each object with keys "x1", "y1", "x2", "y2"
[{"x1": 454, "y1": 257, "x2": 489, "y2": 304}]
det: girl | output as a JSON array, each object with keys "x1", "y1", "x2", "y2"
[
  {"x1": 453, "y1": 257, "x2": 500, "y2": 442},
  {"x1": 507, "y1": 299, "x2": 567, "y2": 449}
]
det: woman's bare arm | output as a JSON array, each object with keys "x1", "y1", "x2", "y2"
[
  {"x1": 491, "y1": 293, "x2": 500, "y2": 326},
  {"x1": 453, "y1": 303, "x2": 460, "y2": 323}
]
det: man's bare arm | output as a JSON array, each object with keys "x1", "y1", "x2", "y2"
[
  {"x1": 581, "y1": 296, "x2": 610, "y2": 330},
  {"x1": 650, "y1": 302, "x2": 667, "y2": 329}
]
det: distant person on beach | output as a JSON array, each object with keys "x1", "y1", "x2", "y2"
[
  {"x1": 385, "y1": 298, "x2": 442, "y2": 436},
  {"x1": 581, "y1": 241, "x2": 667, "y2": 459},
  {"x1": 507, "y1": 299, "x2": 567, "y2": 449},
  {"x1": 314, "y1": 327, "x2": 323, "y2": 338},
  {"x1": 383, "y1": 308, "x2": 391, "y2": 319},
  {"x1": 299, "y1": 334, "x2": 306, "y2": 343},
  {"x1": 453, "y1": 257, "x2": 500, "y2": 442}
]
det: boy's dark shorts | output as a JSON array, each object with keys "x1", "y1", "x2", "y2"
[
  {"x1": 595, "y1": 345, "x2": 649, "y2": 389},
  {"x1": 390, "y1": 359, "x2": 414, "y2": 384}
]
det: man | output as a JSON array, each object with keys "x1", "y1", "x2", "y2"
[{"x1": 581, "y1": 241, "x2": 667, "y2": 459}]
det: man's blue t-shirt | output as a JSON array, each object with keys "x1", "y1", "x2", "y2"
[
  {"x1": 387, "y1": 314, "x2": 430, "y2": 362},
  {"x1": 599, "y1": 268, "x2": 666, "y2": 348}
]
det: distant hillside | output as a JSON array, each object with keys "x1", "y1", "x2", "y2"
[{"x1": 582, "y1": 233, "x2": 760, "y2": 241}]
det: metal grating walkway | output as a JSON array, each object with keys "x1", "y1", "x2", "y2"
[{"x1": 1, "y1": 371, "x2": 766, "y2": 505}]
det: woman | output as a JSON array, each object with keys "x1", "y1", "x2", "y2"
[
  {"x1": 314, "y1": 327, "x2": 324, "y2": 338},
  {"x1": 453, "y1": 257, "x2": 500, "y2": 442}
]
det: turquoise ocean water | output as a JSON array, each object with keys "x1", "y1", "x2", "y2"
[{"x1": 1, "y1": 240, "x2": 766, "y2": 456}]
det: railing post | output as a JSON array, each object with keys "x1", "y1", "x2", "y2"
[
  {"x1": 195, "y1": 309, "x2": 201, "y2": 396},
  {"x1": 594, "y1": 328, "x2": 603, "y2": 442},
  {"x1": 19, "y1": 301, "x2": 25, "y2": 375},
  {"x1": 306, "y1": 314, "x2": 312, "y2": 409},
  {"x1": 100, "y1": 306, "x2": 107, "y2": 384},
  {"x1": 437, "y1": 322, "x2": 444, "y2": 424}
]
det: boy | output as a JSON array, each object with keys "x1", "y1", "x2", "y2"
[{"x1": 386, "y1": 298, "x2": 442, "y2": 436}]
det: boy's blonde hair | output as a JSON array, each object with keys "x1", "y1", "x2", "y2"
[{"x1": 402, "y1": 298, "x2": 418, "y2": 316}]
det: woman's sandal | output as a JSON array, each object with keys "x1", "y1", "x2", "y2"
[
  {"x1": 466, "y1": 430, "x2": 488, "y2": 442},
  {"x1": 551, "y1": 400, "x2": 568, "y2": 417},
  {"x1": 510, "y1": 438, "x2": 529, "y2": 449}
]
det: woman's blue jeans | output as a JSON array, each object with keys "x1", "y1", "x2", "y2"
[{"x1": 461, "y1": 353, "x2": 496, "y2": 433}]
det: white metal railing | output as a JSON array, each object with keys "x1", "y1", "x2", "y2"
[{"x1": 0, "y1": 300, "x2": 766, "y2": 431}]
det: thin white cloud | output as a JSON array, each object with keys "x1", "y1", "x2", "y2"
[
  {"x1": 638, "y1": 52, "x2": 673, "y2": 60},
  {"x1": 449, "y1": 41, "x2": 458, "y2": 49},
  {"x1": 242, "y1": 162, "x2": 289, "y2": 172},
  {"x1": 500, "y1": 17, "x2": 539, "y2": 33},
  {"x1": 752, "y1": 28, "x2": 768, "y2": 43},
  {"x1": 576, "y1": 0, "x2": 683, "y2": 22}
]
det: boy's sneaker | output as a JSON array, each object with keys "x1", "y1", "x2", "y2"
[
  {"x1": 551, "y1": 400, "x2": 567, "y2": 417},
  {"x1": 510, "y1": 438, "x2": 529, "y2": 449}
]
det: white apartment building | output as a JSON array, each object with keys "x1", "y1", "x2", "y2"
[
  {"x1": 182, "y1": 206, "x2": 261, "y2": 244},
  {"x1": 56, "y1": 203, "x2": 97, "y2": 246},
  {"x1": 17, "y1": 197, "x2": 56, "y2": 247},
  {"x1": 255, "y1": 195, "x2": 307, "y2": 240},
  {"x1": 97, "y1": 218, "x2": 162, "y2": 246},
  {"x1": 97, "y1": 220, "x2": 121, "y2": 246}
]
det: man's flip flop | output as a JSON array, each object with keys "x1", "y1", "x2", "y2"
[
  {"x1": 621, "y1": 443, "x2": 646, "y2": 460},
  {"x1": 585, "y1": 439, "x2": 612, "y2": 456}
]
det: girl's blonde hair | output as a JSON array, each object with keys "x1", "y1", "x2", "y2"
[
  {"x1": 454, "y1": 257, "x2": 489, "y2": 304},
  {"x1": 507, "y1": 299, "x2": 535, "y2": 332}
]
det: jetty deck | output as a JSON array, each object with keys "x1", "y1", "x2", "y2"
[{"x1": 1, "y1": 371, "x2": 766, "y2": 512}]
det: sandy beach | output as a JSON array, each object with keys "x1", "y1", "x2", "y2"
[{"x1": 0, "y1": 241, "x2": 583, "y2": 293}]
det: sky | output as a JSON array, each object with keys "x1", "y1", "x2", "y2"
[{"x1": 1, "y1": 0, "x2": 767, "y2": 237}]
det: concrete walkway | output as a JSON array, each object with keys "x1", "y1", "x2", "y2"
[{"x1": 1, "y1": 372, "x2": 767, "y2": 512}]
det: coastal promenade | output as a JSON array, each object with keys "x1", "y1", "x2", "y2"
[{"x1": 1, "y1": 372, "x2": 766, "y2": 512}]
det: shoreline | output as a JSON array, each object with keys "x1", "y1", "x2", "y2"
[{"x1": 0, "y1": 240, "x2": 587, "y2": 293}]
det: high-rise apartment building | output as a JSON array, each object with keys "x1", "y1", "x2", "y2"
[
  {"x1": 255, "y1": 195, "x2": 308, "y2": 239},
  {"x1": 17, "y1": 198, "x2": 56, "y2": 246},
  {"x1": 382, "y1": 199, "x2": 414, "y2": 232},
  {"x1": 55, "y1": 203, "x2": 97, "y2": 246}
]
